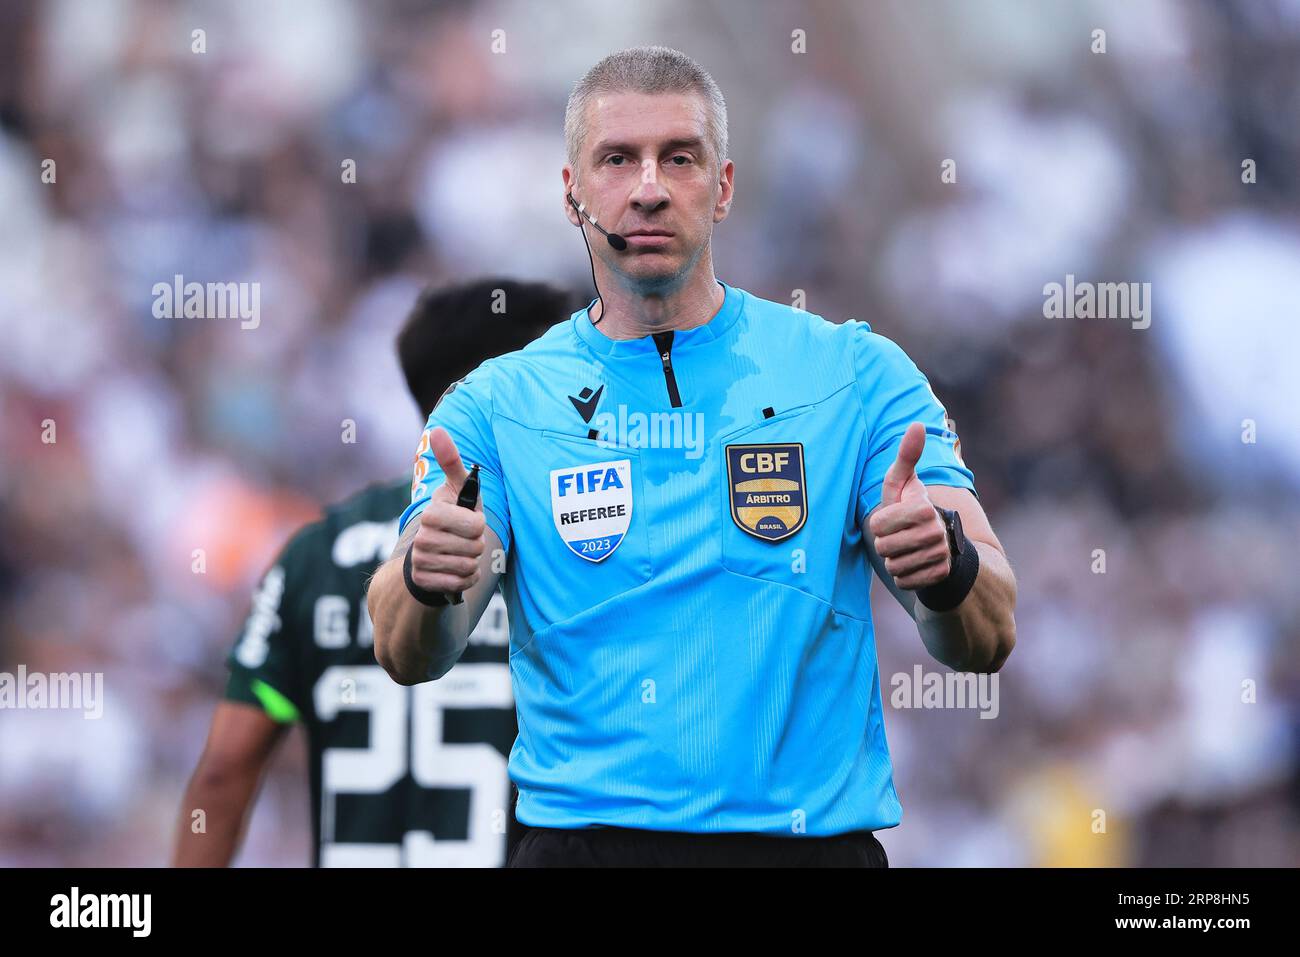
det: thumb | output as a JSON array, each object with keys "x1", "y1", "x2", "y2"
[
  {"x1": 429, "y1": 427, "x2": 469, "y2": 493},
  {"x1": 879, "y1": 422, "x2": 926, "y2": 508}
]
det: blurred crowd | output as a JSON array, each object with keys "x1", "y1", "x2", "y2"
[{"x1": 1, "y1": 0, "x2": 1297, "y2": 866}]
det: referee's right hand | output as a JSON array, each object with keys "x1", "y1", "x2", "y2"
[{"x1": 409, "y1": 427, "x2": 486, "y2": 597}]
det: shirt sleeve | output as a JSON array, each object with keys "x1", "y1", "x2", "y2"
[
  {"x1": 398, "y1": 363, "x2": 511, "y2": 554},
  {"x1": 852, "y1": 322, "x2": 977, "y2": 526},
  {"x1": 223, "y1": 531, "x2": 314, "y2": 723}
]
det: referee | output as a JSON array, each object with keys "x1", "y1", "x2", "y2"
[{"x1": 369, "y1": 47, "x2": 1017, "y2": 868}]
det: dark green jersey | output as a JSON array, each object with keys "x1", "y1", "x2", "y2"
[{"x1": 225, "y1": 478, "x2": 516, "y2": 867}]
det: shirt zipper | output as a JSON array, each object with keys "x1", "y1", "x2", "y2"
[{"x1": 651, "y1": 331, "x2": 683, "y2": 408}]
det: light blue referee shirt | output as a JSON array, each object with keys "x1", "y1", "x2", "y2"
[{"x1": 399, "y1": 280, "x2": 975, "y2": 835}]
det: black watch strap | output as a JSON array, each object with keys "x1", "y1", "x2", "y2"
[
  {"x1": 915, "y1": 506, "x2": 979, "y2": 612},
  {"x1": 402, "y1": 544, "x2": 461, "y2": 607}
]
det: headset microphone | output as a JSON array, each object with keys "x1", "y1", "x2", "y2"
[
  {"x1": 567, "y1": 192, "x2": 627, "y2": 250},
  {"x1": 567, "y1": 190, "x2": 624, "y2": 327}
]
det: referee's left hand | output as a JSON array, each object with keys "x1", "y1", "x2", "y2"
[{"x1": 869, "y1": 422, "x2": 951, "y2": 590}]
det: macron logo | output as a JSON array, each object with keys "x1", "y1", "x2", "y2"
[{"x1": 568, "y1": 385, "x2": 604, "y2": 423}]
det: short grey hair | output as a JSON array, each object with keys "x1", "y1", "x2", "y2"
[{"x1": 565, "y1": 46, "x2": 728, "y2": 172}]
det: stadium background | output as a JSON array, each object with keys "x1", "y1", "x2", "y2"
[{"x1": 1, "y1": 0, "x2": 1297, "y2": 866}]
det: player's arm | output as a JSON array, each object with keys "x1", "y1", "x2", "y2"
[
  {"x1": 172, "y1": 701, "x2": 288, "y2": 866},
  {"x1": 864, "y1": 422, "x2": 1017, "y2": 673},
  {"x1": 176, "y1": 529, "x2": 312, "y2": 866},
  {"x1": 370, "y1": 427, "x2": 502, "y2": 685}
]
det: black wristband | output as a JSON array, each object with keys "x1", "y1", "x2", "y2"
[
  {"x1": 915, "y1": 539, "x2": 980, "y2": 613},
  {"x1": 402, "y1": 544, "x2": 461, "y2": 607}
]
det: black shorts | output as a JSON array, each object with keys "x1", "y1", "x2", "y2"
[{"x1": 507, "y1": 825, "x2": 889, "y2": 868}]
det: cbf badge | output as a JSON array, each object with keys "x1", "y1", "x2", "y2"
[
  {"x1": 725, "y1": 443, "x2": 807, "y2": 541},
  {"x1": 551, "y1": 459, "x2": 633, "y2": 562}
]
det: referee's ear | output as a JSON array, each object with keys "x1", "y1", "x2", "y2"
[
  {"x1": 562, "y1": 166, "x2": 583, "y2": 228},
  {"x1": 429, "y1": 427, "x2": 469, "y2": 493},
  {"x1": 712, "y1": 158, "x2": 735, "y2": 223}
]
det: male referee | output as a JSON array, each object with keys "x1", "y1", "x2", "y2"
[
  {"x1": 369, "y1": 47, "x2": 1017, "y2": 868},
  {"x1": 174, "y1": 279, "x2": 573, "y2": 867}
]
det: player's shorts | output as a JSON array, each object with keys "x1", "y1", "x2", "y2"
[{"x1": 506, "y1": 825, "x2": 889, "y2": 868}]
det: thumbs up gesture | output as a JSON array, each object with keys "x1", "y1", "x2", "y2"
[
  {"x1": 409, "y1": 428, "x2": 486, "y2": 596},
  {"x1": 867, "y1": 422, "x2": 951, "y2": 590}
]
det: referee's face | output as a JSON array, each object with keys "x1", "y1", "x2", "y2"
[{"x1": 564, "y1": 90, "x2": 734, "y2": 292}]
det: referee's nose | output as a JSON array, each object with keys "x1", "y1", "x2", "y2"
[{"x1": 630, "y1": 160, "x2": 671, "y2": 214}]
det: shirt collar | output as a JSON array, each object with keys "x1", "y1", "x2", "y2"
[{"x1": 573, "y1": 280, "x2": 744, "y2": 357}]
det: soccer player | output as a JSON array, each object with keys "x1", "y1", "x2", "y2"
[
  {"x1": 173, "y1": 279, "x2": 576, "y2": 867},
  {"x1": 369, "y1": 48, "x2": 1018, "y2": 867}
]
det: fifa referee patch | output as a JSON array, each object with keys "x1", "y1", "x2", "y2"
[
  {"x1": 551, "y1": 459, "x2": 633, "y2": 562},
  {"x1": 726, "y1": 443, "x2": 807, "y2": 541}
]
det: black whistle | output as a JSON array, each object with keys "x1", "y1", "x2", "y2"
[{"x1": 451, "y1": 463, "x2": 481, "y2": 603}]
